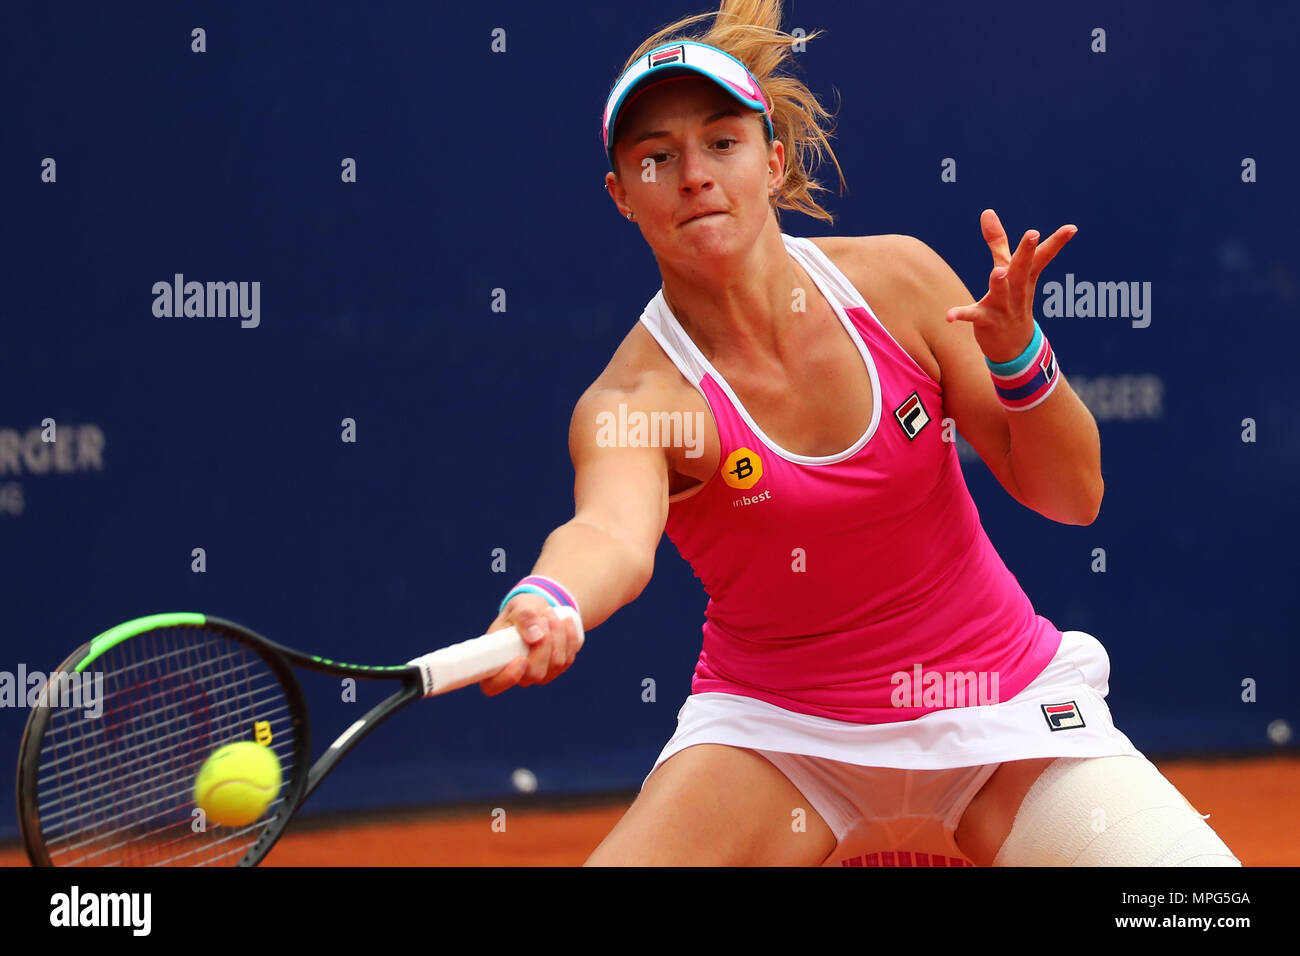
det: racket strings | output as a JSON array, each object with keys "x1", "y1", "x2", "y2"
[
  {"x1": 34, "y1": 625, "x2": 298, "y2": 866},
  {"x1": 37, "y1": 660, "x2": 287, "y2": 779},
  {"x1": 36, "y1": 707, "x2": 294, "y2": 831}
]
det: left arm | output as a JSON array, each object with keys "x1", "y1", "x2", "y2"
[{"x1": 882, "y1": 216, "x2": 1103, "y2": 525}]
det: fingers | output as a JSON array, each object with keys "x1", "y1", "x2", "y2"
[
  {"x1": 478, "y1": 597, "x2": 582, "y2": 695},
  {"x1": 1006, "y1": 229, "x2": 1039, "y2": 287},
  {"x1": 478, "y1": 598, "x2": 540, "y2": 694},
  {"x1": 1029, "y1": 224, "x2": 1078, "y2": 282},
  {"x1": 521, "y1": 611, "x2": 554, "y2": 686},
  {"x1": 981, "y1": 208, "x2": 1012, "y2": 267},
  {"x1": 1021, "y1": 224, "x2": 1076, "y2": 317},
  {"x1": 946, "y1": 302, "x2": 980, "y2": 324},
  {"x1": 993, "y1": 224, "x2": 1066, "y2": 303},
  {"x1": 983, "y1": 209, "x2": 1077, "y2": 276},
  {"x1": 479, "y1": 656, "x2": 529, "y2": 697},
  {"x1": 564, "y1": 615, "x2": 583, "y2": 668},
  {"x1": 548, "y1": 615, "x2": 570, "y2": 676},
  {"x1": 955, "y1": 218, "x2": 1078, "y2": 330}
]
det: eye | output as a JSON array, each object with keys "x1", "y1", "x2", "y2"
[
  {"x1": 647, "y1": 152, "x2": 671, "y2": 165},
  {"x1": 714, "y1": 138, "x2": 737, "y2": 151}
]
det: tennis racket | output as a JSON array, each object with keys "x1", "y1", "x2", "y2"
[{"x1": 16, "y1": 608, "x2": 582, "y2": 866}]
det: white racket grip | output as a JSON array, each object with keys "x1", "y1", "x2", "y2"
[{"x1": 406, "y1": 605, "x2": 584, "y2": 697}]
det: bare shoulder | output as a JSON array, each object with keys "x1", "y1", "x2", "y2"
[
  {"x1": 807, "y1": 234, "x2": 948, "y2": 382},
  {"x1": 808, "y1": 233, "x2": 948, "y2": 296},
  {"x1": 569, "y1": 321, "x2": 700, "y2": 456},
  {"x1": 577, "y1": 320, "x2": 695, "y2": 409}
]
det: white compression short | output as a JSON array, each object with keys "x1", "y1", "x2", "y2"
[{"x1": 993, "y1": 755, "x2": 1241, "y2": 866}]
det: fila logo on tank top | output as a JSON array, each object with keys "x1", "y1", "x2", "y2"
[
  {"x1": 638, "y1": 233, "x2": 1061, "y2": 724},
  {"x1": 894, "y1": 392, "x2": 931, "y2": 440}
]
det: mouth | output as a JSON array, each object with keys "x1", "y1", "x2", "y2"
[{"x1": 681, "y1": 211, "x2": 726, "y2": 225}]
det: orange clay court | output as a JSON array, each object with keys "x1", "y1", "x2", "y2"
[{"x1": 2, "y1": 754, "x2": 1294, "y2": 866}]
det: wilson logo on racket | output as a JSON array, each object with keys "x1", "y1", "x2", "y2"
[
  {"x1": 893, "y1": 392, "x2": 930, "y2": 440},
  {"x1": 253, "y1": 720, "x2": 273, "y2": 746},
  {"x1": 1041, "y1": 700, "x2": 1085, "y2": 731}
]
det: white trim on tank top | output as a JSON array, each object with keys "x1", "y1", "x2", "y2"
[
  {"x1": 789, "y1": 235, "x2": 939, "y2": 386},
  {"x1": 639, "y1": 233, "x2": 882, "y2": 467}
]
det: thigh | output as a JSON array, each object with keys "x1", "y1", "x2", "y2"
[
  {"x1": 953, "y1": 757, "x2": 1057, "y2": 867},
  {"x1": 585, "y1": 744, "x2": 838, "y2": 866}
]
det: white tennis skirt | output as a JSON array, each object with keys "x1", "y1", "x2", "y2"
[{"x1": 644, "y1": 630, "x2": 1145, "y2": 863}]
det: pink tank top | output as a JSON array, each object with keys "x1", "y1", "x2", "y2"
[{"x1": 639, "y1": 234, "x2": 1062, "y2": 723}]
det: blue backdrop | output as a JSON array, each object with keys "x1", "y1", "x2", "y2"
[{"x1": 2, "y1": 0, "x2": 1296, "y2": 837}]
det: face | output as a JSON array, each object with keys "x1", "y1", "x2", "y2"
[{"x1": 606, "y1": 76, "x2": 783, "y2": 266}]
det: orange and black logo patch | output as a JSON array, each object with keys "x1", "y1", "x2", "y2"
[{"x1": 721, "y1": 447, "x2": 763, "y2": 490}]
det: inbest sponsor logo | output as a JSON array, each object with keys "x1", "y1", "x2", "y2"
[
  {"x1": 890, "y1": 665, "x2": 1000, "y2": 707},
  {"x1": 50, "y1": 886, "x2": 151, "y2": 936},
  {"x1": 1040, "y1": 274, "x2": 1151, "y2": 328},
  {"x1": 0, "y1": 667, "x2": 103, "y2": 718},
  {"x1": 595, "y1": 403, "x2": 705, "y2": 458},
  {"x1": 151, "y1": 274, "x2": 261, "y2": 328}
]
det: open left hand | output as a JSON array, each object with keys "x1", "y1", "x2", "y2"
[{"x1": 945, "y1": 209, "x2": 1077, "y2": 363}]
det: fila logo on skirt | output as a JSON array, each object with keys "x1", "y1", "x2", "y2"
[
  {"x1": 1042, "y1": 700, "x2": 1086, "y2": 731},
  {"x1": 894, "y1": 391, "x2": 930, "y2": 440}
]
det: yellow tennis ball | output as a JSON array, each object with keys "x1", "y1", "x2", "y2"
[{"x1": 193, "y1": 742, "x2": 282, "y2": 827}]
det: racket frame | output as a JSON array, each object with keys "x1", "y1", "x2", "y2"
[{"x1": 16, "y1": 613, "x2": 425, "y2": 867}]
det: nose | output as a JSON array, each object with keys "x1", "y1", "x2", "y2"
[{"x1": 678, "y1": 142, "x2": 714, "y2": 194}]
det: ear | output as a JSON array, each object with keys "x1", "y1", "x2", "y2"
[
  {"x1": 605, "y1": 171, "x2": 631, "y2": 217},
  {"x1": 767, "y1": 139, "x2": 785, "y2": 195}
]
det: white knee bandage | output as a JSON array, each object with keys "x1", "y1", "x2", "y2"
[{"x1": 993, "y1": 755, "x2": 1241, "y2": 867}]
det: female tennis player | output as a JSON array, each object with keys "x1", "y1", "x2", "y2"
[{"x1": 480, "y1": 0, "x2": 1242, "y2": 867}]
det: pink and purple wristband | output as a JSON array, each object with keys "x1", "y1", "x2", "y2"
[{"x1": 499, "y1": 575, "x2": 580, "y2": 617}]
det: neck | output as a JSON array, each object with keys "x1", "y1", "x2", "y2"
[{"x1": 656, "y1": 225, "x2": 798, "y2": 366}]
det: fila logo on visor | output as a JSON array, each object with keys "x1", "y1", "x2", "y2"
[{"x1": 649, "y1": 45, "x2": 686, "y2": 68}]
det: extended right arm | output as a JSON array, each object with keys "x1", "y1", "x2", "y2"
[{"x1": 478, "y1": 381, "x2": 673, "y2": 694}]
